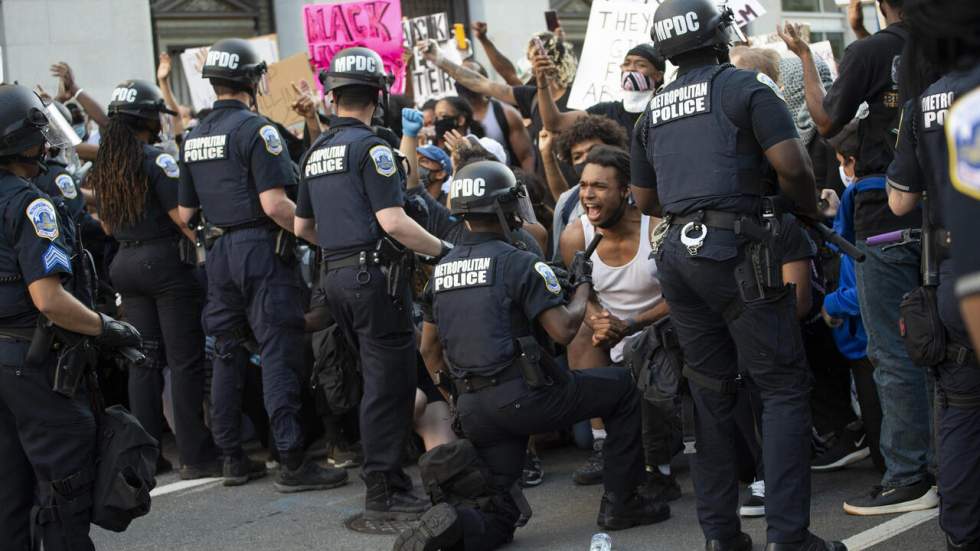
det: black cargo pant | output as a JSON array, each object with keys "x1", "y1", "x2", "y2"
[
  {"x1": 455, "y1": 366, "x2": 643, "y2": 551},
  {"x1": 322, "y1": 264, "x2": 417, "y2": 478},
  {"x1": 111, "y1": 240, "x2": 216, "y2": 466},
  {"x1": 0, "y1": 340, "x2": 96, "y2": 551},
  {"x1": 935, "y1": 259, "x2": 980, "y2": 547},
  {"x1": 657, "y1": 227, "x2": 812, "y2": 544}
]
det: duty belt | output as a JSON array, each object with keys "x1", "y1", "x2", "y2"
[
  {"x1": 654, "y1": 209, "x2": 772, "y2": 256},
  {"x1": 453, "y1": 369, "x2": 523, "y2": 394},
  {"x1": 323, "y1": 250, "x2": 372, "y2": 272},
  {"x1": 117, "y1": 235, "x2": 179, "y2": 248},
  {"x1": 0, "y1": 326, "x2": 33, "y2": 342},
  {"x1": 216, "y1": 218, "x2": 275, "y2": 233}
]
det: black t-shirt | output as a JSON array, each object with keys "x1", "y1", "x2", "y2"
[
  {"x1": 587, "y1": 101, "x2": 641, "y2": 141},
  {"x1": 512, "y1": 85, "x2": 573, "y2": 178},
  {"x1": 114, "y1": 144, "x2": 182, "y2": 242}
]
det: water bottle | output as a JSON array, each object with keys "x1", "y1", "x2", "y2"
[{"x1": 590, "y1": 532, "x2": 612, "y2": 551}]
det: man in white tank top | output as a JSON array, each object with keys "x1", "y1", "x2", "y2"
[{"x1": 558, "y1": 145, "x2": 681, "y2": 502}]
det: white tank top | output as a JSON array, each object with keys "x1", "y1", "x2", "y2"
[
  {"x1": 477, "y1": 101, "x2": 507, "y2": 155},
  {"x1": 581, "y1": 214, "x2": 662, "y2": 363}
]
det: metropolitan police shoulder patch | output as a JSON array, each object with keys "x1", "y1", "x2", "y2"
[
  {"x1": 369, "y1": 145, "x2": 397, "y2": 177},
  {"x1": 55, "y1": 174, "x2": 77, "y2": 199},
  {"x1": 155, "y1": 153, "x2": 180, "y2": 179},
  {"x1": 259, "y1": 124, "x2": 284, "y2": 156},
  {"x1": 947, "y1": 88, "x2": 980, "y2": 200},
  {"x1": 26, "y1": 198, "x2": 59, "y2": 241},
  {"x1": 534, "y1": 262, "x2": 562, "y2": 295},
  {"x1": 756, "y1": 72, "x2": 784, "y2": 101}
]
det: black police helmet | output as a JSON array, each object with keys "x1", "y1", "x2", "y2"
[
  {"x1": 202, "y1": 38, "x2": 268, "y2": 88},
  {"x1": 652, "y1": 0, "x2": 737, "y2": 60},
  {"x1": 0, "y1": 84, "x2": 56, "y2": 157},
  {"x1": 108, "y1": 79, "x2": 176, "y2": 120},
  {"x1": 449, "y1": 160, "x2": 522, "y2": 216},
  {"x1": 320, "y1": 47, "x2": 391, "y2": 93}
]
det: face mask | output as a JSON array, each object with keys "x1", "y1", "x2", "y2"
[
  {"x1": 435, "y1": 117, "x2": 458, "y2": 141},
  {"x1": 419, "y1": 166, "x2": 444, "y2": 187},
  {"x1": 622, "y1": 91, "x2": 653, "y2": 113},
  {"x1": 573, "y1": 162, "x2": 586, "y2": 179},
  {"x1": 621, "y1": 71, "x2": 653, "y2": 92},
  {"x1": 839, "y1": 165, "x2": 856, "y2": 187},
  {"x1": 73, "y1": 123, "x2": 87, "y2": 140}
]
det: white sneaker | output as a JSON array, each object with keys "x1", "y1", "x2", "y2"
[{"x1": 739, "y1": 479, "x2": 765, "y2": 517}]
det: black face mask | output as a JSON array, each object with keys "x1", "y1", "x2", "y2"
[
  {"x1": 573, "y1": 162, "x2": 586, "y2": 179},
  {"x1": 435, "y1": 117, "x2": 458, "y2": 141}
]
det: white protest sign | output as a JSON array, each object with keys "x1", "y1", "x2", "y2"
[
  {"x1": 179, "y1": 34, "x2": 280, "y2": 112},
  {"x1": 567, "y1": 0, "x2": 765, "y2": 110},
  {"x1": 403, "y1": 12, "x2": 462, "y2": 107}
]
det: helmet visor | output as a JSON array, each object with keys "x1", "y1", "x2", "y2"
[
  {"x1": 257, "y1": 72, "x2": 271, "y2": 96},
  {"x1": 42, "y1": 103, "x2": 79, "y2": 148},
  {"x1": 515, "y1": 189, "x2": 538, "y2": 225}
]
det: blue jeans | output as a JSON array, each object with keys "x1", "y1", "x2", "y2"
[{"x1": 855, "y1": 240, "x2": 933, "y2": 488}]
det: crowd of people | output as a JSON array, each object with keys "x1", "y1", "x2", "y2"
[{"x1": 0, "y1": 0, "x2": 978, "y2": 550}]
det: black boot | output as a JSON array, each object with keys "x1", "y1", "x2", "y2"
[
  {"x1": 706, "y1": 532, "x2": 752, "y2": 551},
  {"x1": 364, "y1": 471, "x2": 429, "y2": 521},
  {"x1": 948, "y1": 536, "x2": 980, "y2": 551},
  {"x1": 275, "y1": 460, "x2": 348, "y2": 493},
  {"x1": 598, "y1": 491, "x2": 670, "y2": 531},
  {"x1": 765, "y1": 532, "x2": 847, "y2": 551},
  {"x1": 223, "y1": 455, "x2": 267, "y2": 487},
  {"x1": 391, "y1": 502, "x2": 462, "y2": 551}
]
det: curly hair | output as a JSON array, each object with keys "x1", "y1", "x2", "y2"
[
  {"x1": 86, "y1": 114, "x2": 148, "y2": 232},
  {"x1": 555, "y1": 115, "x2": 629, "y2": 163}
]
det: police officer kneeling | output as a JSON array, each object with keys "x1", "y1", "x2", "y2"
[
  {"x1": 633, "y1": 1, "x2": 844, "y2": 550},
  {"x1": 0, "y1": 84, "x2": 141, "y2": 550},
  {"x1": 393, "y1": 161, "x2": 669, "y2": 551}
]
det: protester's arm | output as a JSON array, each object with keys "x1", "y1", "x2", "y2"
[
  {"x1": 419, "y1": 40, "x2": 518, "y2": 105},
  {"x1": 76, "y1": 143, "x2": 99, "y2": 162},
  {"x1": 533, "y1": 53, "x2": 586, "y2": 133},
  {"x1": 503, "y1": 105, "x2": 536, "y2": 173},
  {"x1": 783, "y1": 260, "x2": 813, "y2": 320},
  {"x1": 539, "y1": 129, "x2": 567, "y2": 203},
  {"x1": 777, "y1": 23, "x2": 834, "y2": 137},
  {"x1": 400, "y1": 108, "x2": 424, "y2": 190},
  {"x1": 156, "y1": 53, "x2": 185, "y2": 137},
  {"x1": 52, "y1": 62, "x2": 109, "y2": 131},
  {"x1": 472, "y1": 22, "x2": 523, "y2": 86},
  {"x1": 848, "y1": 0, "x2": 871, "y2": 40},
  {"x1": 291, "y1": 81, "x2": 321, "y2": 142},
  {"x1": 420, "y1": 321, "x2": 451, "y2": 401}
]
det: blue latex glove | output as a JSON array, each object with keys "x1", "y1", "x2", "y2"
[{"x1": 402, "y1": 107, "x2": 424, "y2": 138}]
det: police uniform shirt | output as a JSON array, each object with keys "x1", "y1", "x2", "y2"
[
  {"x1": 34, "y1": 161, "x2": 85, "y2": 218},
  {"x1": 887, "y1": 68, "x2": 980, "y2": 230},
  {"x1": 945, "y1": 72, "x2": 980, "y2": 301},
  {"x1": 296, "y1": 117, "x2": 405, "y2": 260},
  {"x1": 0, "y1": 172, "x2": 73, "y2": 328},
  {"x1": 178, "y1": 99, "x2": 296, "y2": 226},
  {"x1": 114, "y1": 145, "x2": 182, "y2": 242},
  {"x1": 822, "y1": 23, "x2": 905, "y2": 175},
  {"x1": 431, "y1": 233, "x2": 564, "y2": 377},
  {"x1": 630, "y1": 64, "x2": 798, "y2": 215}
]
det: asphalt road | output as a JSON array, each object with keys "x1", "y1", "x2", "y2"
[{"x1": 91, "y1": 445, "x2": 946, "y2": 551}]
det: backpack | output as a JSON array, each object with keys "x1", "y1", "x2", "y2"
[{"x1": 91, "y1": 405, "x2": 158, "y2": 532}]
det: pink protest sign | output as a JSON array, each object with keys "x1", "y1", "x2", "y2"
[{"x1": 303, "y1": 1, "x2": 406, "y2": 94}]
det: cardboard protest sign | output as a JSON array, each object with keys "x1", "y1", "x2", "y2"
[
  {"x1": 303, "y1": 1, "x2": 405, "y2": 94},
  {"x1": 567, "y1": 0, "x2": 766, "y2": 110},
  {"x1": 255, "y1": 53, "x2": 317, "y2": 133},
  {"x1": 402, "y1": 12, "x2": 462, "y2": 107},
  {"x1": 180, "y1": 34, "x2": 279, "y2": 112}
]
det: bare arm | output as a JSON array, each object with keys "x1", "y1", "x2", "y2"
[
  {"x1": 51, "y1": 62, "x2": 110, "y2": 131},
  {"x1": 376, "y1": 206, "x2": 442, "y2": 257},
  {"x1": 167, "y1": 208, "x2": 196, "y2": 242},
  {"x1": 533, "y1": 53, "x2": 585, "y2": 133},
  {"x1": 179, "y1": 206, "x2": 199, "y2": 227},
  {"x1": 848, "y1": 0, "x2": 872, "y2": 40},
  {"x1": 157, "y1": 53, "x2": 185, "y2": 137},
  {"x1": 472, "y1": 22, "x2": 523, "y2": 86},
  {"x1": 782, "y1": 260, "x2": 812, "y2": 320},
  {"x1": 504, "y1": 106, "x2": 535, "y2": 173},
  {"x1": 291, "y1": 81, "x2": 321, "y2": 142},
  {"x1": 258, "y1": 188, "x2": 296, "y2": 233},
  {"x1": 400, "y1": 134, "x2": 420, "y2": 190},
  {"x1": 538, "y1": 282, "x2": 592, "y2": 345},
  {"x1": 962, "y1": 295, "x2": 980, "y2": 353},
  {"x1": 777, "y1": 24, "x2": 833, "y2": 137},
  {"x1": 764, "y1": 138, "x2": 818, "y2": 216},
  {"x1": 28, "y1": 276, "x2": 102, "y2": 336},
  {"x1": 420, "y1": 321, "x2": 451, "y2": 401},
  {"x1": 887, "y1": 187, "x2": 921, "y2": 216},
  {"x1": 76, "y1": 143, "x2": 99, "y2": 162},
  {"x1": 538, "y1": 129, "x2": 568, "y2": 203},
  {"x1": 420, "y1": 40, "x2": 517, "y2": 106},
  {"x1": 294, "y1": 216, "x2": 317, "y2": 245}
]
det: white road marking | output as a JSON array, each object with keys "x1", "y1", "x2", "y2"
[
  {"x1": 149, "y1": 478, "x2": 222, "y2": 498},
  {"x1": 841, "y1": 509, "x2": 940, "y2": 550}
]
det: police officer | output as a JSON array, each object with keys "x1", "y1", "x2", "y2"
[
  {"x1": 632, "y1": 1, "x2": 843, "y2": 550},
  {"x1": 393, "y1": 161, "x2": 669, "y2": 551},
  {"x1": 178, "y1": 38, "x2": 348, "y2": 491},
  {"x1": 84, "y1": 79, "x2": 220, "y2": 478},
  {"x1": 294, "y1": 46, "x2": 448, "y2": 520},
  {"x1": 0, "y1": 84, "x2": 141, "y2": 550},
  {"x1": 885, "y1": 1, "x2": 980, "y2": 548}
]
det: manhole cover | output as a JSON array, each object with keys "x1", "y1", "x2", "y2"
[{"x1": 344, "y1": 513, "x2": 418, "y2": 535}]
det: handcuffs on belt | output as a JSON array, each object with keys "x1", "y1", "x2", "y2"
[{"x1": 650, "y1": 214, "x2": 709, "y2": 257}]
